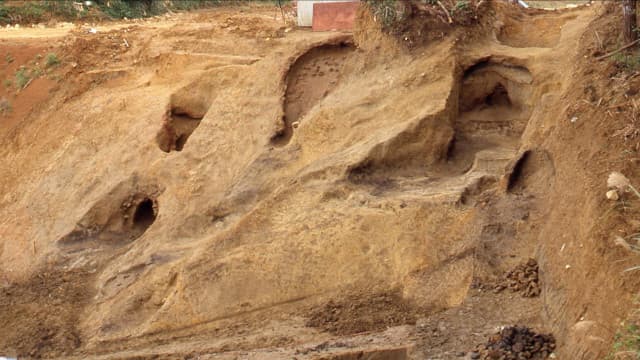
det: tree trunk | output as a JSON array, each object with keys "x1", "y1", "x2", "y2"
[{"x1": 624, "y1": 0, "x2": 638, "y2": 43}]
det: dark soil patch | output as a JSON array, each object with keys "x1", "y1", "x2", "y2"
[
  {"x1": 471, "y1": 326, "x2": 555, "y2": 360},
  {"x1": 474, "y1": 259, "x2": 541, "y2": 298}
]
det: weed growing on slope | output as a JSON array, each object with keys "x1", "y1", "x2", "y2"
[
  {"x1": 45, "y1": 53, "x2": 60, "y2": 68},
  {"x1": 613, "y1": 51, "x2": 640, "y2": 71},
  {"x1": 15, "y1": 68, "x2": 30, "y2": 89},
  {"x1": 607, "y1": 318, "x2": 640, "y2": 359}
]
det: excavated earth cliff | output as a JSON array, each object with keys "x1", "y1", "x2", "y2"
[{"x1": 1, "y1": 2, "x2": 639, "y2": 359}]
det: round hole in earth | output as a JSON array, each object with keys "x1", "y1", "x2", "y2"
[{"x1": 133, "y1": 198, "x2": 156, "y2": 230}]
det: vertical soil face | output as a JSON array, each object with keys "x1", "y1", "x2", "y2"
[
  {"x1": 273, "y1": 43, "x2": 355, "y2": 146},
  {"x1": 156, "y1": 108, "x2": 204, "y2": 153}
]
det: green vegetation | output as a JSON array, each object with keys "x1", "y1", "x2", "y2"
[
  {"x1": 5, "y1": 53, "x2": 13, "y2": 64},
  {"x1": 0, "y1": 0, "x2": 231, "y2": 24},
  {"x1": 365, "y1": 0, "x2": 411, "y2": 30},
  {"x1": 607, "y1": 321, "x2": 640, "y2": 360},
  {"x1": 3, "y1": 79, "x2": 11, "y2": 88},
  {"x1": 97, "y1": 0, "x2": 228, "y2": 18},
  {"x1": 45, "y1": 53, "x2": 60, "y2": 68},
  {"x1": 613, "y1": 51, "x2": 640, "y2": 71},
  {"x1": 455, "y1": 0, "x2": 470, "y2": 11},
  {"x1": 15, "y1": 68, "x2": 30, "y2": 89},
  {"x1": 167, "y1": 0, "x2": 224, "y2": 11}
]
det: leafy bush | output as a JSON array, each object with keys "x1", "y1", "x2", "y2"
[
  {"x1": 0, "y1": 5, "x2": 9, "y2": 24},
  {"x1": 12, "y1": 2, "x2": 46, "y2": 23},
  {"x1": 0, "y1": 1, "x2": 81, "y2": 24},
  {"x1": 0, "y1": 0, "x2": 234, "y2": 24},
  {"x1": 44, "y1": 0, "x2": 82, "y2": 20},
  {"x1": 99, "y1": 0, "x2": 147, "y2": 19},
  {"x1": 171, "y1": 0, "x2": 224, "y2": 11}
]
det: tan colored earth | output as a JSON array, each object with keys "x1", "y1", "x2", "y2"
[{"x1": 1, "y1": 1, "x2": 640, "y2": 359}]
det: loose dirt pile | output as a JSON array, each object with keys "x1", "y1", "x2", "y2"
[
  {"x1": 475, "y1": 259, "x2": 540, "y2": 298},
  {"x1": 501, "y1": 259, "x2": 540, "y2": 298},
  {"x1": 472, "y1": 326, "x2": 556, "y2": 360}
]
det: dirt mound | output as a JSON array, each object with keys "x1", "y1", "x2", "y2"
[
  {"x1": 472, "y1": 326, "x2": 556, "y2": 360},
  {"x1": 475, "y1": 259, "x2": 541, "y2": 298},
  {"x1": 306, "y1": 291, "x2": 417, "y2": 335}
]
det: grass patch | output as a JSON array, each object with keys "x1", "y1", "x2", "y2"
[
  {"x1": 3, "y1": 79, "x2": 11, "y2": 88},
  {"x1": 15, "y1": 68, "x2": 30, "y2": 89},
  {"x1": 607, "y1": 321, "x2": 640, "y2": 360},
  {"x1": 5, "y1": 53, "x2": 13, "y2": 64},
  {"x1": 613, "y1": 51, "x2": 640, "y2": 71},
  {"x1": 45, "y1": 53, "x2": 60, "y2": 68}
]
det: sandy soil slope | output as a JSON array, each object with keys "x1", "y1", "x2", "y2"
[{"x1": 0, "y1": 2, "x2": 639, "y2": 359}]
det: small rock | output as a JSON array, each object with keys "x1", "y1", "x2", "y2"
[
  {"x1": 456, "y1": 351, "x2": 466, "y2": 357},
  {"x1": 606, "y1": 189, "x2": 619, "y2": 201},
  {"x1": 469, "y1": 351, "x2": 480, "y2": 359}
]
